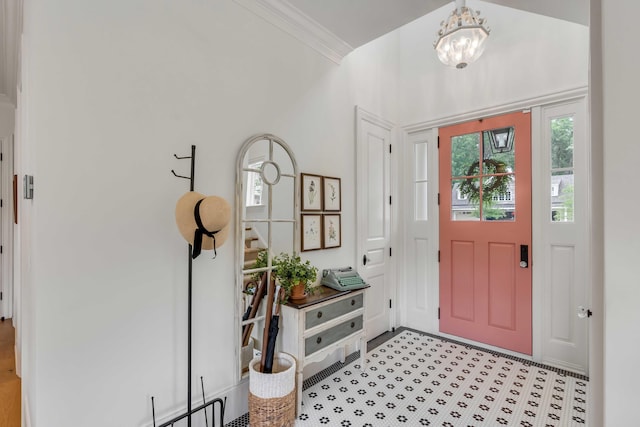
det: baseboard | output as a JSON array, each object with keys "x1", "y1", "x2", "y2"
[
  {"x1": 140, "y1": 381, "x2": 249, "y2": 427},
  {"x1": 14, "y1": 344, "x2": 21, "y2": 378},
  {"x1": 541, "y1": 356, "x2": 587, "y2": 376},
  {"x1": 24, "y1": 393, "x2": 32, "y2": 427}
]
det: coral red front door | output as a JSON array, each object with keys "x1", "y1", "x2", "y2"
[{"x1": 439, "y1": 111, "x2": 532, "y2": 355}]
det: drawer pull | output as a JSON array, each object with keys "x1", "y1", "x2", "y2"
[
  {"x1": 351, "y1": 299, "x2": 356, "y2": 306},
  {"x1": 316, "y1": 337, "x2": 322, "y2": 344},
  {"x1": 317, "y1": 311, "x2": 323, "y2": 319},
  {"x1": 351, "y1": 322, "x2": 355, "y2": 328}
]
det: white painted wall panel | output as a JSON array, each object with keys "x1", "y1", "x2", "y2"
[
  {"x1": 414, "y1": 238, "x2": 429, "y2": 311},
  {"x1": 550, "y1": 245, "x2": 575, "y2": 342},
  {"x1": 367, "y1": 133, "x2": 385, "y2": 238}
]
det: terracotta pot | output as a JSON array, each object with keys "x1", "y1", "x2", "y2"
[{"x1": 289, "y1": 283, "x2": 307, "y2": 301}]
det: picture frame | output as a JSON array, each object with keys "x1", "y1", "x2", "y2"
[
  {"x1": 301, "y1": 214, "x2": 322, "y2": 251},
  {"x1": 301, "y1": 173, "x2": 323, "y2": 211},
  {"x1": 322, "y1": 214, "x2": 341, "y2": 249},
  {"x1": 322, "y1": 176, "x2": 341, "y2": 212}
]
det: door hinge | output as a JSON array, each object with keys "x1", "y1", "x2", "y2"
[
  {"x1": 1, "y1": 199, "x2": 3, "y2": 208},
  {"x1": 437, "y1": 193, "x2": 440, "y2": 205},
  {"x1": 389, "y1": 299, "x2": 392, "y2": 309},
  {"x1": 437, "y1": 136, "x2": 440, "y2": 149},
  {"x1": 389, "y1": 144, "x2": 392, "y2": 154},
  {"x1": 389, "y1": 196, "x2": 392, "y2": 205},
  {"x1": 1, "y1": 152, "x2": 3, "y2": 161},
  {"x1": 1, "y1": 246, "x2": 3, "y2": 254},
  {"x1": 438, "y1": 250, "x2": 440, "y2": 262},
  {"x1": 389, "y1": 247, "x2": 392, "y2": 257},
  {"x1": 0, "y1": 292, "x2": 3, "y2": 301},
  {"x1": 438, "y1": 307, "x2": 440, "y2": 319}
]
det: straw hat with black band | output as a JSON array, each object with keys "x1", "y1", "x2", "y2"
[{"x1": 175, "y1": 191, "x2": 231, "y2": 259}]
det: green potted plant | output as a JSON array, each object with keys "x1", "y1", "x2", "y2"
[
  {"x1": 250, "y1": 249, "x2": 269, "y2": 281},
  {"x1": 273, "y1": 252, "x2": 318, "y2": 302}
]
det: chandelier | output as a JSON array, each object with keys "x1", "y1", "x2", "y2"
[{"x1": 434, "y1": 0, "x2": 490, "y2": 69}]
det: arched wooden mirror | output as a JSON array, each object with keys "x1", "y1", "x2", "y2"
[{"x1": 235, "y1": 134, "x2": 299, "y2": 380}]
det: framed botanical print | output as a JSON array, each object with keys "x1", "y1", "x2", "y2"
[
  {"x1": 301, "y1": 214, "x2": 322, "y2": 251},
  {"x1": 322, "y1": 214, "x2": 341, "y2": 249},
  {"x1": 301, "y1": 173, "x2": 322, "y2": 211},
  {"x1": 323, "y1": 176, "x2": 341, "y2": 212}
]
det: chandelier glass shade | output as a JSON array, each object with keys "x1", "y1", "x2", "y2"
[{"x1": 434, "y1": 0, "x2": 490, "y2": 69}]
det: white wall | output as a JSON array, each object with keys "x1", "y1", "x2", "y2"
[
  {"x1": 398, "y1": 0, "x2": 589, "y2": 124},
  {"x1": 0, "y1": 98, "x2": 15, "y2": 321},
  {"x1": 20, "y1": 1, "x2": 399, "y2": 426},
  {"x1": 601, "y1": 0, "x2": 640, "y2": 425},
  {"x1": 0, "y1": 98, "x2": 15, "y2": 136}
]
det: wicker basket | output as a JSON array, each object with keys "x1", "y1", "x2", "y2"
[{"x1": 248, "y1": 353, "x2": 296, "y2": 427}]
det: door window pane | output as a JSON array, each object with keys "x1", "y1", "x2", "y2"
[
  {"x1": 415, "y1": 142, "x2": 428, "y2": 181},
  {"x1": 479, "y1": 127, "x2": 516, "y2": 221},
  {"x1": 482, "y1": 176, "x2": 515, "y2": 221},
  {"x1": 551, "y1": 171, "x2": 574, "y2": 222},
  {"x1": 414, "y1": 141, "x2": 429, "y2": 221},
  {"x1": 451, "y1": 133, "x2": 480, "y2": 178},
  {"x1": 550, "y1": 116, "x2": 575, "y2": 222},
  {"x1": 551, "y1": 117, "x2": 574, "y2": 169},
  {"x1": 452, "y1": 178, "x2": 480, "y2": 221},
  {"x1": 482, "y1": 128, "x2": 515, "y2": 174},
  {"x1": 450, "y1": 129, "x2": 517, "y2": 222}
]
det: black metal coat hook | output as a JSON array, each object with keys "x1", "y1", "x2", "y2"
[
  {"x1": 171, "y1": 170, "x2": 190, "y2": 180},
  {"x1": 171, "y1": 145, "x2": 196, "y2": 191}
]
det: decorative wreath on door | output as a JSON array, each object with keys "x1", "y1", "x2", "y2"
[{"x1": 457, "y1": 159, "x2": 512, "y2": 203}]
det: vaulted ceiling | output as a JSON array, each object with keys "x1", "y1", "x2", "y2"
[
  {"x1": 286, "y1": 0, "x2": 588, "y2": 49},
  {"x1": 0, "y1": 0, "x2": 588, "y2": 105}
]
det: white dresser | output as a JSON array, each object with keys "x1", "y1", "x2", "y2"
[{"x1": 280, "y1": 286, "x2": 367, "y2": 415}]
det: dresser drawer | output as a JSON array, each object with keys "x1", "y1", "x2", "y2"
[
  {"x1": 305, "y1": 315, "x2": 363, "y2": 356},
  {"x1": 305, "y1": 293, "x2": 363, "y2": 330}
]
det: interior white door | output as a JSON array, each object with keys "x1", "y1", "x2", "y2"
[{"x1": 356, "y1": 107, "x2": 394, "y2": 340}]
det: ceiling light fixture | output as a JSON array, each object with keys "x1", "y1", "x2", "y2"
[{"x1": 434, "y1": 0, "x2": 490, "y2": 69}]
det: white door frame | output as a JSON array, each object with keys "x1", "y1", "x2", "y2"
[
  {"x1": 400, "y1": 87, "x2": 590, "y2": 367},
  {"x1": 0, "y1": 135, "x2": 14, "y2": 321}
]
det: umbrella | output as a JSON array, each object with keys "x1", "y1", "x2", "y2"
[
  {"x1": 242, "y1": 272, "x2": 267, "y2": 347},
  {"x1": 263, "y1": 287, "x2": 284, "y2": 374},
  {"x1": 260, "y1": 275, "x2": 277, "y2": 372}
]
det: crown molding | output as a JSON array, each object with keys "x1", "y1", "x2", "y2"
[
  {"x1": 233, "y1": 0, "x2": 353, "y2": 64},
  {"x1": 402, "y1": 86, "x2": 589, "y2": 132}
]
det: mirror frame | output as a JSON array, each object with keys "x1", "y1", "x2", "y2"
[{"x1": 234, "y1": 134, "x2": 299, "y2": 383}]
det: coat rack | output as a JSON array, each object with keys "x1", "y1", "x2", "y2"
[{"x1": 150, "y1": 145, "x2": 226, "y2": 427}]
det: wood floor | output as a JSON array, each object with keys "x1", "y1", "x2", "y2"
[{"x1": 0, "y1": 319, "x2": 20, "y2": 427}]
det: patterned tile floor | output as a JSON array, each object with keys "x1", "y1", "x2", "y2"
[{"x1": 229, "y1": 329, "x2": 589, "y2": 426}]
